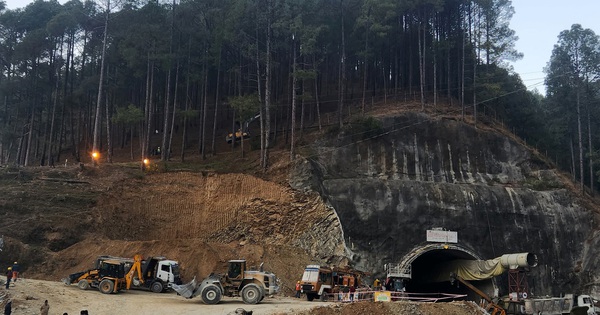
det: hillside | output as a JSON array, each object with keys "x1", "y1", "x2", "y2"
[{"x1": 2, "y1": 102, "x2": 600, "y2": 315}]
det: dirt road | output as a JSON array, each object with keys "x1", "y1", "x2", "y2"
[{"x1": 1, "y1": 278, "x2": 327, "y2": 315}]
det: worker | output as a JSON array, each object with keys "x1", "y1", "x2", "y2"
[
  {"x1": 11, "y1": 262, "x2": 19, "y2": 282},
  {"x1": 5, "y1": 267, "x2": 12, "y2": 289},
  {"x1": 40, "y1": 300, "x2": 50, "y2": 315},
  {"x1": 349, "y1": 285, "x2": 356, "y2": 301},
  {"x1": 373, "y1": 278, "x2": 380, "y2": 290},
  {"x1": 295, "y1": 281, "x2": 301, "y2": 298}
]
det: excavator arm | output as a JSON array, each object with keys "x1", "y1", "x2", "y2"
[
  {"x1": 450, "y1": 273, "x2": 506, "y2": 315},
  {"x1": 125, "y1": 254, "x2": 144, "y2": 289}
]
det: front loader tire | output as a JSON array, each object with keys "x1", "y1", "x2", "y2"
[
  {"x1": 201, "y1": 284, "x2": 222, "y2": 305},
  {"x1": 77, "y1": 280, "x2": 89, "y2": 290},
  {"x1": 241, "y1": 284, "x2": 262, "y2": 304},
  {"x1": 99, "y1": 279, "x2": 115, "y2": 294}
]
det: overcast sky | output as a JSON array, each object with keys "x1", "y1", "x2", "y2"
[{"x1": 2, "y1": 0, "x2": 599, "y2": 96}]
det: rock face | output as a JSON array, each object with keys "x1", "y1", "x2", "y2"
[{"x1": 291, "y1": 112, "x2": 600, "y2": 297}]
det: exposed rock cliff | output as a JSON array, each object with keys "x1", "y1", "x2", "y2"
[{"x1": 291, "y1": 112, "x2": 600, "y2": 297}]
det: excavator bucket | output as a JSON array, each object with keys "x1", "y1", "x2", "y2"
[{"x1": 171, "y1": 277, "x2": 197, "y2": 299}]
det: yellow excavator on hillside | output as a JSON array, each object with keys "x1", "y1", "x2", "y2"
[{"x1": 226, "y1": 113, "x2": 260, "y2": 143}]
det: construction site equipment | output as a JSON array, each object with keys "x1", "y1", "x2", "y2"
[
  {"x1": 98, "y1": 255, "x2": 181, "y2": 292},
  {"x1": 63, "y1": 257, "x2": 128, "y2": 294},
  {"x1": 226, "y1": 113, "x2": 260, "y2": 143},
  {"x1": 451, "y1": 273, "x2": 506, "y2": 315},
  {"x1": 172, "y1": 259, "x2": 279, "y2": 305},
  {"x1": 63, "y1": 254, "x2": 181, "y2": 294},
  {"x1": 503, "y1": 294, "x2": 598, "y2": 315},
  {"x1": 300, "y1": 265, "x2": 366, "y2": 302}
]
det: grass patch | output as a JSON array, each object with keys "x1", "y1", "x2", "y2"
[{"x1": 522, "y1": 178, "x2": 563, "y2": 191}]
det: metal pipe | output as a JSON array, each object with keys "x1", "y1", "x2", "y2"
[{"x1": 499, "y1": 253, "x2": 538, "y2": 269}]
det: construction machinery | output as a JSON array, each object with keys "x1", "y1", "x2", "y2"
[
  {"x1": 63, "y1": 254, "x2": 181, "y2": 294},
  {"x1": 502, "y1": 294, "x2": 598, "y2": 315},
  {"x1": 300, "y1": 265, "x2": 366, "y2": 301},
  {"x1": 96, "y1": 255, "x2": 181, "y2": 292},
  {"x1": 226, "y1": 113, "x2": 260, "y2": 143},
  {"x1": 172, "y1": 259, "x2": 279, "y2": 305},
  {"x1": 63, "y1": 257, "x2": 128, "y2": 294}
]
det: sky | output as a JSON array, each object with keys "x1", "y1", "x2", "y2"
[
  {"x1": 2, "y1": 0, "x2": 599, "y2": 96},
  {"x1": 509, "y1": 0, "x2": 600, "y2": 94}
]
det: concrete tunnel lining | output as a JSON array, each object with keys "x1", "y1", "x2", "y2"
[{"x1": 398, "y1": 244, "x2": 497, "y2": 301}]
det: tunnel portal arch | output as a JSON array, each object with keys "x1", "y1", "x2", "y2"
[{"x1": 396, "y1": 243, "x2": 497, "y2": 301}]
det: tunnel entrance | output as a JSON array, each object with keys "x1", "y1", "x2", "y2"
[{"x1": 400, "y1": 244, "x2": 496, "y2": 301}]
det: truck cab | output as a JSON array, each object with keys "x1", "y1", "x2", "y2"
[{"x1": 572, "y1": 294, "x2": 598, "y2": 315}]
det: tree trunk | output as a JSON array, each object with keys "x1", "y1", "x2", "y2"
[
  {"x1": 576, "y1": 86, "x2": 584, "y2": 191},
  {"x1": 338, "y1": 0, "x2": 346, "y2": 128},
  {"x1": 169, "y1": 58, "x2": 180, "y2": 160},
  {"x1": 212, "y1": 46, "x2": 222, "y2": 156},
  {"x1": 93, "y1": 0, "x2": 110, "y2": 166},
  {"x1": 313, "y1": 54, "x2": 321, "y2": 131},
  {"x1": 290, "y1": 37, "x2": 297, "y2": 161},
  {"x1": 263, "y1": 6, "x2": 272, "y2": 171},
  {"x1": 586, "y1": 96, "x2": 593, "y2": 193}
]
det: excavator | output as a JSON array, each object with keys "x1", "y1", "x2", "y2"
[
  {"x1": 226, "y1": 113, "x2": 260, "y2": 143},
  {"x1": 63, "y1": 254, "x2": 181, "y2": 294}
]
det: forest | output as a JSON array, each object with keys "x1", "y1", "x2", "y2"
[{"x1": 0, "y1": 0, "x2": 598, "y2": 193}]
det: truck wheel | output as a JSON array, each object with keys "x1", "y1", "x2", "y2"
[
  {"x1": 99, "y1": 279, "x2": 114, "y2": 294},
  {"x1": 77, "y1": 280, "x2": 89, "y2": 290},
  {"x1": 320, "y1": 293, "x2": 329, "y2": 302},
  {"x1": 150, "y1": 282, "x2": 163, "y2": 293},
  {"x1": 201, "y1": 284, "x2": 222, "y2": 305},
  {"x1": 241, "y1": 284, "x2": 262, "y2": 304},
  {"x1": 307, "y1": 293, "x2": 315, "y2": 301}
]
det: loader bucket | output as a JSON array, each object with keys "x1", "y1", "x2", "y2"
[{"x1": 171, "y1": 277, "x2": 197, "y2": 299}]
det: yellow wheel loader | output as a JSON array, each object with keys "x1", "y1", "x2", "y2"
[{"x1": 172, "y1": 259, "x2": 280, "y2": 305}]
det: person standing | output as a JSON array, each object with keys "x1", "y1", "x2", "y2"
[
  {"x1": 349, "y1": 285, "x2": 356, "y2": 302},
  {"x1": 40, "y1": 300, "x2": 49, "y2": 315},
  {"x1": 373, "y1": 278, "x2": 380, "y2": 290},
  {"x1": 11, "y1": 262, "x2": 19, "y2": 282},
  {"x1": 295, "y1": 281, "x2": 301, "y2": 298},
  {"x1": 5, "y1": 267, "x2": 11, "y2": 289},
  {"x1": 3, "y1": 300, "x2": 11, "y2": 315}
]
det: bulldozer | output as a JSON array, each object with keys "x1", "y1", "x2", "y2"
[{"x1": 172, "y1": 259, "x2": 280, "y2": 305}]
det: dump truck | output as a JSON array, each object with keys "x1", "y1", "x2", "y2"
[
  {"x1": 63, "y1": 254, "x2": 181, "y2": 294},
  {"x1": 300, "y1": 264, "x2": 366, "y2": 301},
  {"x1": 172, "y1": 259, "x2": 279, "y2": 305},
  {"x1": 503, "y1": 294, "x2": 598, "y2": 315}
]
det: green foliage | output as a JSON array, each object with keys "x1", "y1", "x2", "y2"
[
  {"x1": 113, "y1": 104, "x2": 144, "y2": 125},
  {"x1": 522, "y1": 178, "x2": 563, "y2": 191},
  {"x1": 228, "y1": 94, "x2": 260, "y2": 122},
  {"x1": 343, "y1": 116, "x2": 384, "y2": 140}
]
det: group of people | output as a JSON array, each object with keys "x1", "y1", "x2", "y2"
[
  {"x1": 4, "y1": 262, "x2": 19, "y2": 290},
  {"x1": 3, "y1": 298, "x2": 89, "y2": 315}
]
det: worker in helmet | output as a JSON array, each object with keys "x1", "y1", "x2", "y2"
[
  {"x1": 295, "y1": 281, "x2": 302, "y2": 298},
  {"x1": 5, "y1": 267, "x2": 12, "y2": 289},
  {"x1": 11, "y1": 262, "x2": 19, "y2": 282},
  {"x1": 373, "y1": 278, "x2": 381, "y2": 290}
]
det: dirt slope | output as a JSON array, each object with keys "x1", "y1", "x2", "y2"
[{"x1": 0, "y1": 159, "x2": 343, "y2": 296}]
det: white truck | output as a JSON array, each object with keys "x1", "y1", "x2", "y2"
[
  {"x1": 525, "y1": 294, "x2": 597, "y2": 315},
  {"x1": 504, "y1": 294, "x2": 598, "y2": 315}
]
